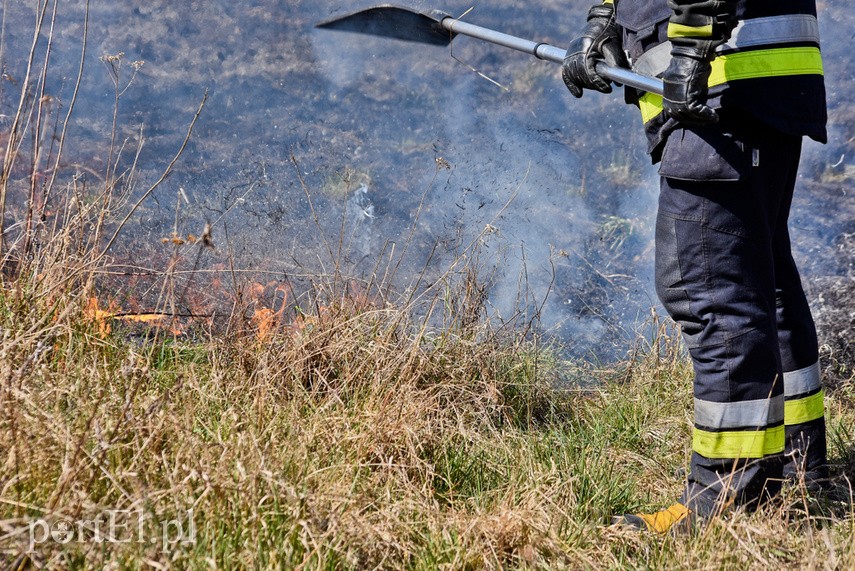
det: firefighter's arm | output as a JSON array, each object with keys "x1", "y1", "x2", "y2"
[{"x1": 663, "y1": 0, "x2": 737, "y2": 124}]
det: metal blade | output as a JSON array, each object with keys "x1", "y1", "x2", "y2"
[{"x1": 315, "y1": 5, "x2": 454, "y2": 47}]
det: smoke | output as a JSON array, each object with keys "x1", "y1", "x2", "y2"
[{"x1": 310, "y1": 15, "x2": 658, "y2": 357}]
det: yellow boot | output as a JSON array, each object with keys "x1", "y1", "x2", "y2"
[{"x1": 612, "y1": 503, "x2": 691, "y2": 533}]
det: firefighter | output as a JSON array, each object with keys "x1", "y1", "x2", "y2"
[{"x1": 562, "y1": 0, "x2": 828, "y2": 531}]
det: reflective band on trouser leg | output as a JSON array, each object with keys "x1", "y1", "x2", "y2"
[
  {"x1": 784, "y1": 390, "x2": 825, "y2": 426},
  {"x1": 783, "y1": 361, "x2": 822, "y2": 397},
  {"x1": 693, "y1": 425, "x2": 785, "y2": 459},
  {"x1": 694, "y1": 396, "x2": 785, "y2": 430},
  {"x1": 784, "y1": 361, "x2": 825, "y2": 426},
  {"x1": 638, "y1": 46, "x2": 824, "y2": 124},
  {"x1": 781, "y1": 361, "x2": 826, "y2": 478},
  {"x1": 693, "y1": 395, "x2": 786, "y2": 459}
]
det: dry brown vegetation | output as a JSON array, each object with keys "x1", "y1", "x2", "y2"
[{"x1": 2, "y1": 269, "x2": 855, "y2": 569}]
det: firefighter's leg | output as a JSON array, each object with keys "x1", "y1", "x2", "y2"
[
  {"x1": 654, "y1": 120, "x2": 804, "y2": 517},
  {"x1": 656, "y1": 202, "x2": 784, "y2": 516}
]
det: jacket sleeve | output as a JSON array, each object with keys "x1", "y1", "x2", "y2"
[{"x1": 666, "y1": 0, "x2": 737, "y2": 53}]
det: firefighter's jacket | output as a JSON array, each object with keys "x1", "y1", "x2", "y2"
[{"x1": 607, "y1": 0, "x2": 828, "y2": 160}]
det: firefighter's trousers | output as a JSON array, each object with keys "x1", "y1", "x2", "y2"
[{"x1": 654, "y1": 111, "x2": 827, "y2": 516}]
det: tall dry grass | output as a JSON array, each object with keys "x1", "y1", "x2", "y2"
[{"x1": 3, "y1": 284, "x2": 854, "y2": 569}]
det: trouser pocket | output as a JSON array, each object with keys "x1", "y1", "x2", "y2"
[{"x1": 658, "y1": 125, "x2": 753, "y2": 183}]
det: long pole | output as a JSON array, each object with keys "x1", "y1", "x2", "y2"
[{"x1": 439, "y1": 16, "x2": 664, "y2": 96}]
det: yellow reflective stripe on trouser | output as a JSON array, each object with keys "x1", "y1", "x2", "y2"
[
  {"x1": 638, "y1": 46, "x2": 824, "y2": 123},
  {"x1": 693, "y1": 425, "x2": 785, "y2": 459},
  {"x1": 784, "y1": 389, "x2": 825, "y2": 426}
]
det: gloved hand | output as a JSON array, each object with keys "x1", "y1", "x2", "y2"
[
  {"x1": 562, "y1": 4, "x2": 628, "y2": 98},
  {"x1": 662, "y1": 45, "x2": 718, "y2": 124},
  {"x1": 662, "y1": 0, "x2": 737, "y2": 124}
]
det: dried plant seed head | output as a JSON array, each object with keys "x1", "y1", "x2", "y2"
[{"x1": 100, "y1": 52, "x2": 124, "y2": 63}]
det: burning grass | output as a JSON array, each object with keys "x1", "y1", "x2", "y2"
[{"x1": 0, "y1": 164, "x2": 851, "y2": 567}]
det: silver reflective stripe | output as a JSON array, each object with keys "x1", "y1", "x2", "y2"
[
  {"x1": 721, "y1": 14, "x2": 820, "y2": 53},
  {"x1": 694, "y1": 395, "x2": 784, "y2": 429},
  {"x1": 783, "y1": 361, "x2": 821, "y2": 398},
  {"x1": 631, "y1": 14, "x2": 821, "y2": 78},
  {"x1": 633, "y1": 42, "x2": 671, "y2": 78}
]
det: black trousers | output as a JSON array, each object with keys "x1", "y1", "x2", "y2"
[{"x1": 654, "y1": 113, "x2": 827, "y2": 515}]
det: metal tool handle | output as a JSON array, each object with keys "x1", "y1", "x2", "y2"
[{"x1": 439, "y1": 16, "x2": 664, "y2": 96}]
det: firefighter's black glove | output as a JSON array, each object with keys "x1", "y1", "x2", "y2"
[
  {"x1": 562, "y1": 4, "x2": 628, "y2": 98},
  {"x1": 662, "y1": 45, "x2": 718, "y2": 124},
  {"x1": 662, "y1": 0, "x2": 737, "y2": 124}
]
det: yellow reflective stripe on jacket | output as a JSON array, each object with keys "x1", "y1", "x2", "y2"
[
  {"x1": 784, "y1": 390, "x2": 825, "y2": 426},
  {"x1": 693, "y1": 424, "x2": 785, "y2": 459},
  {"x1": 639, "y1": 93, "x2": 664, "y2": 123},
  {"x1": 633, "y1": 15, "x2": 822, "y2": 79},
  {"x1": 668, "y1": 22, "x2": 713, "y2": 38},
  {"x1": 707, "y1": 47, "x2": 823, "y2": 85},
  {"x1": 638, "y1": 46, "x2": 824, "y2": 124}
]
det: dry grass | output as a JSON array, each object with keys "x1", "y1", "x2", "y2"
[{"x1": 1, "y1": 286, "x2": 854, "y2": 569}]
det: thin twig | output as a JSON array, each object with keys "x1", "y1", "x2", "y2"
[
  {"x1": 0, "y1": 0, "x2": 50, "y2": 256},
  {"x1": 101, "y1": 90, "x2": 208, "y2": 256}
]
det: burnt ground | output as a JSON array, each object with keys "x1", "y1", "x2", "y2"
[
  {"x1": 0, "y1": 0, "x2": 852, "y2": 370},
  {"x1": 799, "y1": 179, "x2": 855, "y2": 386}
]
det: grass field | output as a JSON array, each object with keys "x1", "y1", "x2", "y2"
[{"x1": 1, "y1": 262, "x2": 854, "y2": 569}]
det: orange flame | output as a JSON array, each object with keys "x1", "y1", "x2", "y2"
[
  {"x1": 252, "y1": 307, "x2": 277, "y2": 341},
  {"x1": 249, "y1": 282, "x2": 289, "y2": 342},
  {"x1": 84, "y1": 296, "x2": 114, "y2": 336},
  {"x1": 84, "y1": 297, "x2": 184, "y2": 336}
]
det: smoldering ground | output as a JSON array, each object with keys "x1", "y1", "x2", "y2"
[{"x1": 0, "y1": 0, "x2": 851, "y2": 366}]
